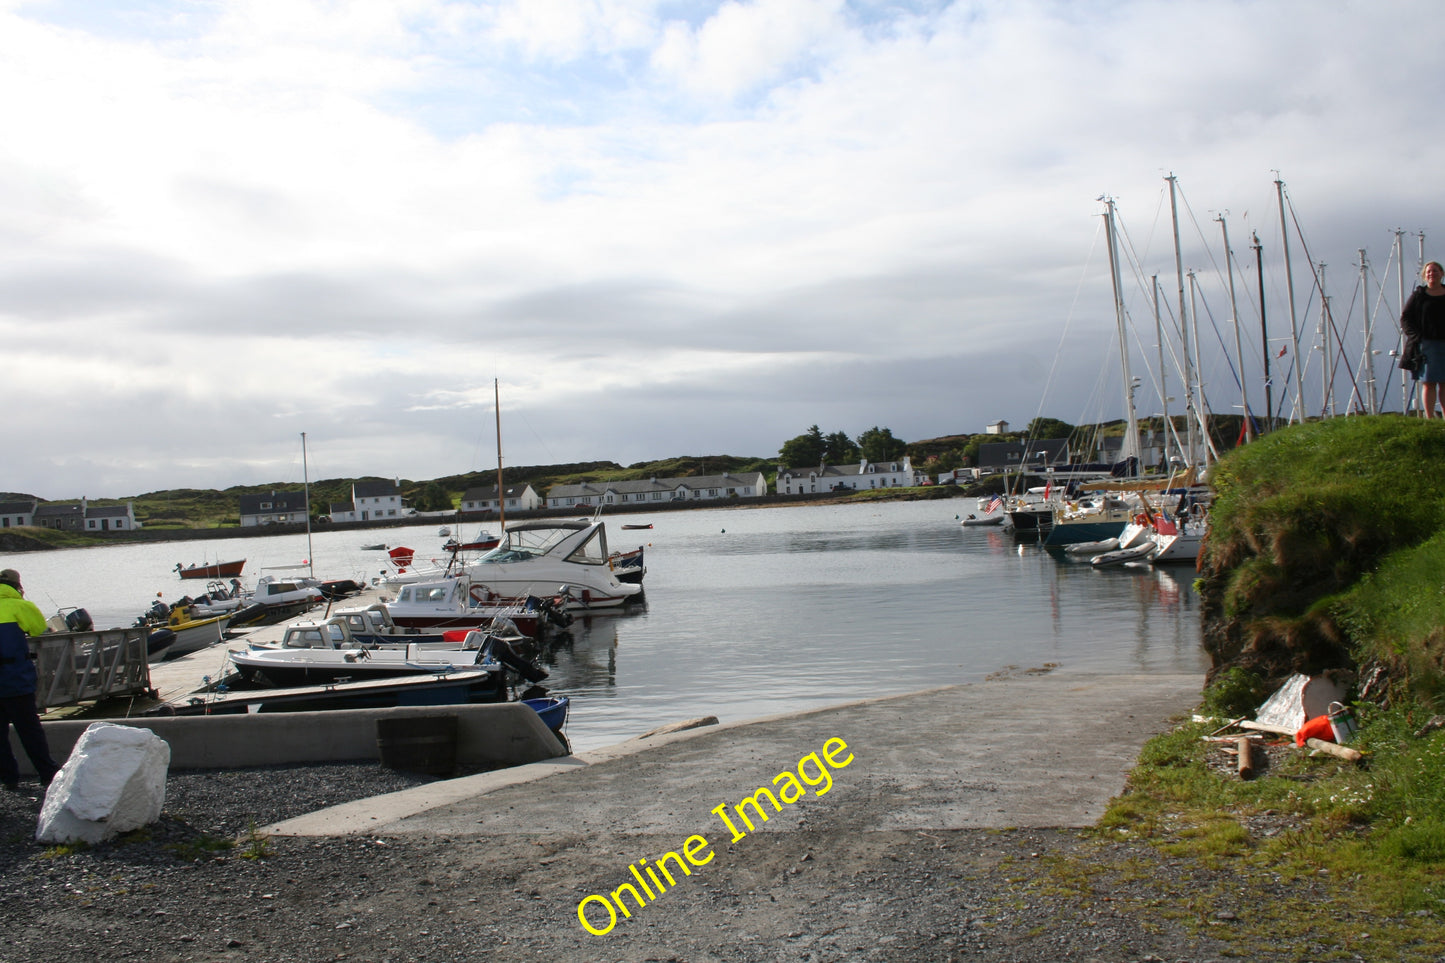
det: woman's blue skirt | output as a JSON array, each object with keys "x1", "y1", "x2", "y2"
[{"x1": 1422, "y1": 339, "x2": 1445, "y2": 383}]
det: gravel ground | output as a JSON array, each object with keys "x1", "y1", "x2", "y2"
[{"x1": 0, "y1": 763, "x2": 1297, "y2": 963}]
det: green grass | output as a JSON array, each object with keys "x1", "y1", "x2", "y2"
[{"x1": 1086, "y1": 708, "x2": 1445, "y2": 958}]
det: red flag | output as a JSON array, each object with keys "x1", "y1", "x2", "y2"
[{"x1": 1276, "y1": 344, "x2": 1288, "y2": 359}]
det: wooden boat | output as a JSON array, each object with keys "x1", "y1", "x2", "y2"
[
  {"x1": 608, "y1": 545, "x2": 646, "y2": 585},
  {"x1": 175, "y1": 559, "x2": 246, "y2": 580}
]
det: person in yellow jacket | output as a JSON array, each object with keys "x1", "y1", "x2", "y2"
[{"x1": 0, "y1": 568, "x2": 60, "y2": 790}]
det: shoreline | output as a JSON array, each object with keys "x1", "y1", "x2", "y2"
[{"x1": 2, "y1": 668, "x2": 1221, "y2": 962}]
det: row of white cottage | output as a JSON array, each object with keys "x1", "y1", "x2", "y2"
[
  {"x1": 542, "y1": 457, "x2": 920, "y2": 509},
  {"x1": 234, "y1": 458, "x2": 923, "y2": 525}
]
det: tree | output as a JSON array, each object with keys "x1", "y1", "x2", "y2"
[
  {"x1": 778, "y1": 425, "x2": 826, "y2": 467},
  {"x1": 857, "y1": 426, "x2": 907, "y2": 463},
  {"x1": 823, "y1": 431, "x2": 860, "y2": 463},
  {"x1": 1026, "y1": 417, "x2": 1075, "y2": 440},
  {"x1": 411, "y1": 481, "x2": 452, "y2": 513}
]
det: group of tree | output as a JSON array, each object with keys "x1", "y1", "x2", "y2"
[
  {"x1": 778, "y1": 418, "x2": 1086, "y2": 474},
  {"x1": 777, "y1": 425, "x2": 910, "y2": 468}
]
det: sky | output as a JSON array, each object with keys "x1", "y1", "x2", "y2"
[{"x1": 3, "y1": 0, "x2": 1441, "y2": 499}]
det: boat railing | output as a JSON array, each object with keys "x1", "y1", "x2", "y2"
[{"x1": 32, "y1": 627, "x2": 152, "y2": 711}]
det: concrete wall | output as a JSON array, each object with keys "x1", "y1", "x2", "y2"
[{"x1": 13, "y1": 704, "x2": 566, "y2": 775}]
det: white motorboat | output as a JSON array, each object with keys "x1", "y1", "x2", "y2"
[
  {"x1": 227, "y1": 575, "x2": 325, "y2": 628},
  {"x1": 227, "y1": 630, "x2": 548, "y2": 687},
  {"x1": 463, "y1": 519, "x2": 643, "y2": 610},
  {"x1": 382, "y1": 575, "x2": 567, "y2": 635}
]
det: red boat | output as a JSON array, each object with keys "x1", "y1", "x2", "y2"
[{"x1": 175, "y1": 559, "x2": 246, "y2": 580}]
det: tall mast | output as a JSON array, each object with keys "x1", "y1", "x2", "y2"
[
  {"x1": 301, "y1": 431, "x2": 313, "y2": 579},
  {"x1": 1218, "y1": 214, "x2": 1251, "y2": 442},
  {"x1": 1187, "y1": 271, "x2": 1218, "y2": 464},
  {"x1": 1360, "y1": 248, "x2": 1376, "y2": 414},
  {"x1": 1319, "y1": 262, "x2": 1332, "y2": 416},
  {"x1": 1103, "y1": 197, "x2": 1141, "y2": 474},
  {"x1": 1396, "y1": 229, "x2": 1409, "y2": 412},
  {"x1": 1167, "y1": 174, "x2": 1198, "y2": 467},
  {"x1": 1253, "y1": 232, "x2": 1272, "y2": 429},
  {"x1": 494, "y1": 378, "x2": 505, "y2": 533},
  {"x1": 1153, "y1": 273, "x2": 1171, "y2": 464},
  {"x1": 1276, "y1": 175, "x2": 1305, "y2": 423}
]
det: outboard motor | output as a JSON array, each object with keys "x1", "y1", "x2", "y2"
[
  {"x1": 477, "y1": 635, "x2": 550, "y2": 684},
  {"x1": 64, "y1": 608, "x2": 94, "y2": 632}
]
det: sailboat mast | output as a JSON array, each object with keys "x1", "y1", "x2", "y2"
[
  {"x1": 1253, "y1": 232, "x2": 1272, "y2": 428},
  {"x1": 1103, "y1": 198, "x2": 1141, "y2": 473},
  {"x1": 1361, "y1": 248, "x2": 1376, "y2": 414},
  {"x1": 494, "y1": 378, "x2": 505, "y2": 533},
  {"x1": 1153, "y1": 274, "x2": 1171, "y2": 463},
  {"x1": 1275, "y1": 175, "x2": 1305, "y2": 423},
  {"x1": 1319, "y1": 262, "x2": 1332, "y2": 416},
  {"x1": 1167, "y1": 174, "x2": 1198, "y2": 468},
  {"x1": 1218, "y1": 214, "x2": 1251, "y2": 442},
  {"x1": 301, "y1": 431, "x2": 313, "y2": 579}
]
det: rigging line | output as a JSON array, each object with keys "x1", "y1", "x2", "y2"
[
  {"x1": 1174, "y1": 180, "x2": 1236, "y2": 297},
  {"x1": 1022, "y1": 213, "x2": 1109, "y2": 464},
  {"x1": 1113, "y1": 208, "x2": 1189, "y2": 413}
]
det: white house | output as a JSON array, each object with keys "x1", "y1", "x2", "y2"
[
  {"x1": 239, "y1": 490, "x2": 309, "y2": 527},
  {"x1": 546, "y1": 472, "x2": 768, "y2": 509},
  {"x1": 32, "y1": 498, "x2": 139, "y2": 532},
  {"x1": 460, "y1": 483, "x2": 543, "y2": 514},
  {"x1": 329, "y1": 480, "x2": 406, "y2": 524},
  {"x1": 0, "y1": 499, "x2": 36, "y2": 528},
  {"x1": 775, "y1": 457, "x2": 921, "y2": 495}
]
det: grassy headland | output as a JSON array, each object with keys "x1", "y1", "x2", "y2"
[{"x1": 1093, "y1": 415, "x2": 1445, "y2": 958}]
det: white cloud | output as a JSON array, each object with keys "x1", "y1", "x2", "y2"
[{"x1": 0, "y1": 0, "x2": 1440, "y2": 497}]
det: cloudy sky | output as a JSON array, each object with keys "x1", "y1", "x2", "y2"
[{"x1": 3, "y1": 0, "x2": 1439, "y2": 499}]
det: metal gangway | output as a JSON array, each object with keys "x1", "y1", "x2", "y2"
[{"x1": 32, "y1": 628, "x2": 152, "y2": 711}]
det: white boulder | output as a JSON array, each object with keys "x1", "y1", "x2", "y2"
[{"x1": 36, "y1": 723, "x2": 171, "y2": 845}]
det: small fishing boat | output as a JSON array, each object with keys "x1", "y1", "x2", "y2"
[
  {"x1": 608, "y1": 545, "x2": 646, "y2": 584},
  {"x1": 620, "y1": 523, "x2": 653, "y2": 530},
  {"x1": 151, "y1": 669, "x2": 507, "y2": 715},
  {"x1": 960, "y1": 513, "x2": 1007, "y2": 527},
  {"x1": 522, "y1": 695, "x2": 570, "y2": 731},
  {"x1": 361, "y1": 543, "x2": 387, "y2": 551},
  {"x1": 443, "y1": 530, "x2": 501, "y2": 552},
  {"x1": 227, "y1": 631, "x2": 547, "y2": 687},
  {"x1": 175, "y1": 559, "x2": 246, "y2": 580}
]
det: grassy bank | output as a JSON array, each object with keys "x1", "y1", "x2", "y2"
[{"x1": 1082, "y1": 416, "x2": 1445, "y2": 959}]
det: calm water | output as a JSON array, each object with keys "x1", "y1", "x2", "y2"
[{"x1": 7, "y1": 501, "x2": 1207, "y2": 751}]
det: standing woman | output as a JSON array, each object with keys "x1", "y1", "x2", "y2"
[{"x1": 1401, "y1": 261, "x2": 1445, "y2": 418}]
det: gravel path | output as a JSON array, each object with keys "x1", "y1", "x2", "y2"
[{"x1": 0, "y1": 763, "x2": 1260, "y2": 963}]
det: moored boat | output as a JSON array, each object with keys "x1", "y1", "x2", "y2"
[
  {"x1": 175, "y1": 559, "x2": 246, "y2": 580},
  {"x1": 381, "y1": 575, "x2": 565, "y2": 637},
  {"x1": 464, "y1": 519, "x2": 643, "y2": 609},
  {"x1": 226, "y1": 630, "x2": 547, "y2": 688}
]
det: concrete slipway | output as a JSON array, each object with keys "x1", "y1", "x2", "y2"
[{"x1": 264, "y1": 669, "x2": 1203, "y2": 839}]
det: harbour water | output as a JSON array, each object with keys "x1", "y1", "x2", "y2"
[{"x1": 8, "y1": 499, "x2": 1208, "y2": 752}]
